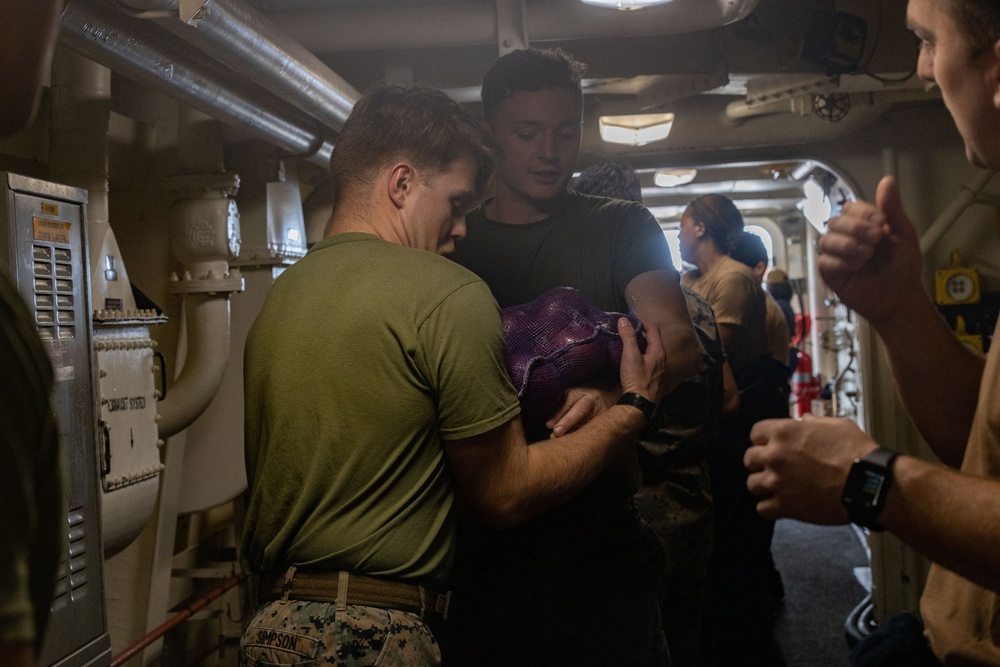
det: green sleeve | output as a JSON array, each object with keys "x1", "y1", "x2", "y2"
[{"x1": 417, "y1": 281, "x2": 521, "y2": 440}]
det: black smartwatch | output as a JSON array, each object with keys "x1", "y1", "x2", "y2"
[
  {"x1": 841, "y1": 447, "x2": 898, "y2": 531},
  {"x1": 616, "y1": 392, "x2": 665, "y2": 436}
]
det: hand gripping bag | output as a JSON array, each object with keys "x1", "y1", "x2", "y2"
[{"x1": 501, "y1": 286, "x2": 645, "y2": 422}]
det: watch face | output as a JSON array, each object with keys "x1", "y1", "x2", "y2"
[
  {"x1": 945, "y1": 274, "x2": 975, "y2": 302},
  {"x1": 843, "y1": 461, "x2": 887, "y2": 512},
  {"x1": 858, "y1": 468, "x2": 886, "y2": 510}
]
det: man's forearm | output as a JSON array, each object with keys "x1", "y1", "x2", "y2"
[
  {"x1": 883, "y1": 455, "x2": 1000, "y2": 592},
  {"x1": 875, "y1": 294, "x2": 983, "y2": 467},
  {"x1": 448, "y1": 404, "x2": 650, "y2": 530},
  {"x1": 504, "y1": 405, "x2": 649, "y2": 524}
]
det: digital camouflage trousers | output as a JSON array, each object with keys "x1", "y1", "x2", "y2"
[{"x1": 241, "y1": 599, "x2": 441, "y2": 667}]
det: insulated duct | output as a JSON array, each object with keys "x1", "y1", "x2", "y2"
[
  {"x1": 115, "y1": 0, "x2": 360, "y2": 132},
  {"x1": 59, "y1": 0, "x2": 334, "y2": 166},
  {"x1": 264, "y1": 0, "x2": 760, "y2": 53}
]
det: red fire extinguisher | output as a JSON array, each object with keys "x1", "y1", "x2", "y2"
[{"x1": 793, "y1": 349, "x2": 820, "y2": 417}]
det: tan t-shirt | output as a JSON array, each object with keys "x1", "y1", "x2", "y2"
[
  {"x1": 921, "y1": 318, "x2": 1000, "y2": 665},
  {"x1": 682, "y1": 254, "x2": 768, "y2": 371}
]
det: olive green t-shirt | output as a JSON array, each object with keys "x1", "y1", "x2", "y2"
[{"x1": 241, "y1": 233, "x2": 521, "y2": 583}]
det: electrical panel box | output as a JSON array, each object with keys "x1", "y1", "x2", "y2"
[{"x1": 0, "y1": 173, "x2": 111, "y2": 667}]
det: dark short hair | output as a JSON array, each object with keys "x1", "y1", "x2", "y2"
[
  {"x1": 481, "y1": 48, "x2": 586, "y2": 124},
  {"x1": 330, "y1": 86, "x2": 494, "y2": 207},
  {"x1": 945, "y1": 0, "x2": 1000, "y2": 57},
  {"x1": 729, "y1": 230, "x2": 769, "y2": 269},
  {"x1": 686, "y1": 194, "x2": 744, "y2": 254},
  {"x1": 574, "y1": 160, "x2": 643, "y2": 204}
]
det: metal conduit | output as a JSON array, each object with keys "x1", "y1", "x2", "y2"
[
  {"x1": 265, "y1": 0, "x2": 761, "y2": 54},
  {"x1": 59, "y1": 0, "x2": 334, "y2": 167},
  {"x1": 117, "y1": 0, "x2": 359, "y2": 131}
]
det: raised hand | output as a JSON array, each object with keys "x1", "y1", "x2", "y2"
[{"x1": 818, "y1": 176, "x2": 926, "y2": 327}]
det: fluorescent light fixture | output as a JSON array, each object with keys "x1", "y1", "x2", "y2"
[
  {"x1": 599, "y1": 113, "x2": 675, "y2": 146},
  {"x1": 581, "y1": 0, "x2": 674, "y2": 9},
  {"x1": 654, "y1": 168, "x2": 698, "y2": 187},
  {"x1": 799, "y1": 176, "x2": 832, "y2": 232}
]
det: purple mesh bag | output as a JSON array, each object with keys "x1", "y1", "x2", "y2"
[{"x1": 502, "y1": 286, "x2": 645, "y2": 421}]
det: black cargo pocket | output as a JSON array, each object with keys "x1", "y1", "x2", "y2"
[{"x1": 241, "y1": 627, "x2": 320, "y2": 667}]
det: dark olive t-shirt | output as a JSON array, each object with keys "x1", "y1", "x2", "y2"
[
  {"x1": 450, "y1": 191, "x2": 677, "y2": 512},
  {"x1": 446, "y1": 193, "x2": 676, "y2": 663},
  {"x1": 450, "y1": 191, "x2": 674, "y2": 313}
]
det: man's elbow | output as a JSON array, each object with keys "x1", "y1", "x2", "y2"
[
  {"x1": 668, "y1": 327, "x2": 701, "y2": 380},
  {"x1": 467, "y1": 493, "x2": 532, "y2": 530}
]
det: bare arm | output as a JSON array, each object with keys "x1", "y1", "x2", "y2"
[
  {"x1": 721, "y1": 360, "x2": 740, "y2": 416},
  {"x1": 873, "y1": 297, "x2": 983, "y2": 467},
  {"x1": 625, "y1": 270, "x2": 700, "y2": 395},
  {"x1": 745, "y1": 415, "x2": 1000, "y2": 592},
  {"x1": 819, "y1": 177, "x2": 983, "y2": 466},
  {"x1": 881, "y1": 455, "x2": 1000, "y2": 592},
  {"x1": 444, "y1": 318, "x2": 665, "y2": 528},
  {"x1": 444, "y1": 402, "x2": 650, "y2": 528},
  {"x1": 716, "y1": 322, "x2": 744, "y2": 376}
]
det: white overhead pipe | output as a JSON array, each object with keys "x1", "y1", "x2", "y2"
[
  {"x1": 264, "y1": 0, "x2": 760, "y2": 53},
  {"x1": 115, "y1": 0, "x2": 360, "y2": 131},
  {"x1": 59, "y1": 0, "x2": 334, "y2": 167},
  {"x1": 919, "y1": 170, "x2": 999, "y2": 254}
]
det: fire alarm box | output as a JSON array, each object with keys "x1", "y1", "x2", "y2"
[{"x1": 936, "y1": 250, "x2": 981, "y2": 306}]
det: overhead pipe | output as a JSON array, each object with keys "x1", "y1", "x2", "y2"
[
  {"x1": 59, "y1": 0, "x2": 334, "y2": 167},
  {"x1": 919, "y1": 170, "x2": 999, "y2": 254},
  {"x1": 264, "y1": 0, "x2": 760, "y2": 53},
  {"x1": 115, "y1": 0, "x2": 359, "y2": 131}
]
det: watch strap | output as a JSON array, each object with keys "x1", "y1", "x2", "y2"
[
  {"x1": 842, "y1": 446, "x2": 898, "y2": 531},
  {"x1": 616, "y1": 392, "x2": 664, "y2": 435},
  {"x1": 864, "y1": 446, "x2": 897, "y2": 470}
]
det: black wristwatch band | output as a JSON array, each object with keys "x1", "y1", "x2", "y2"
[
  {"x1": 841, "y1": 447, "x2": 898, "y2": 531},
  {"x1": 616, "y1": 392, "x2": 664, "y2": 436}
]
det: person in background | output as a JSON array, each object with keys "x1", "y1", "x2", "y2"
[
  {"x1": 678, "y1": 194, "x2": 784, "y2": 666},
  {"x1": 729, "y1": 230, "x2": 794, "y2": 375},
  {"x1": 0, "y1": 2, "x2": 68, "y2": 667},
  {"x1": 574, "y1": 158, "x2": 644, "y2": 203},
  {"x1": 745, "y1": 1, "x2": 1000, "y2": 665},
  {"x1": 576, "y1": 158, "x2": 736, "y2": 667},
  {"x1": 765, "y1": 270, "x2": 796, "y2": 341},
  {"x1": 240, "y1": 86, "x2": 668, "y2": 667},
  {"x1": 446, "y1": 48, "x2": 700, "y2": 666}
]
